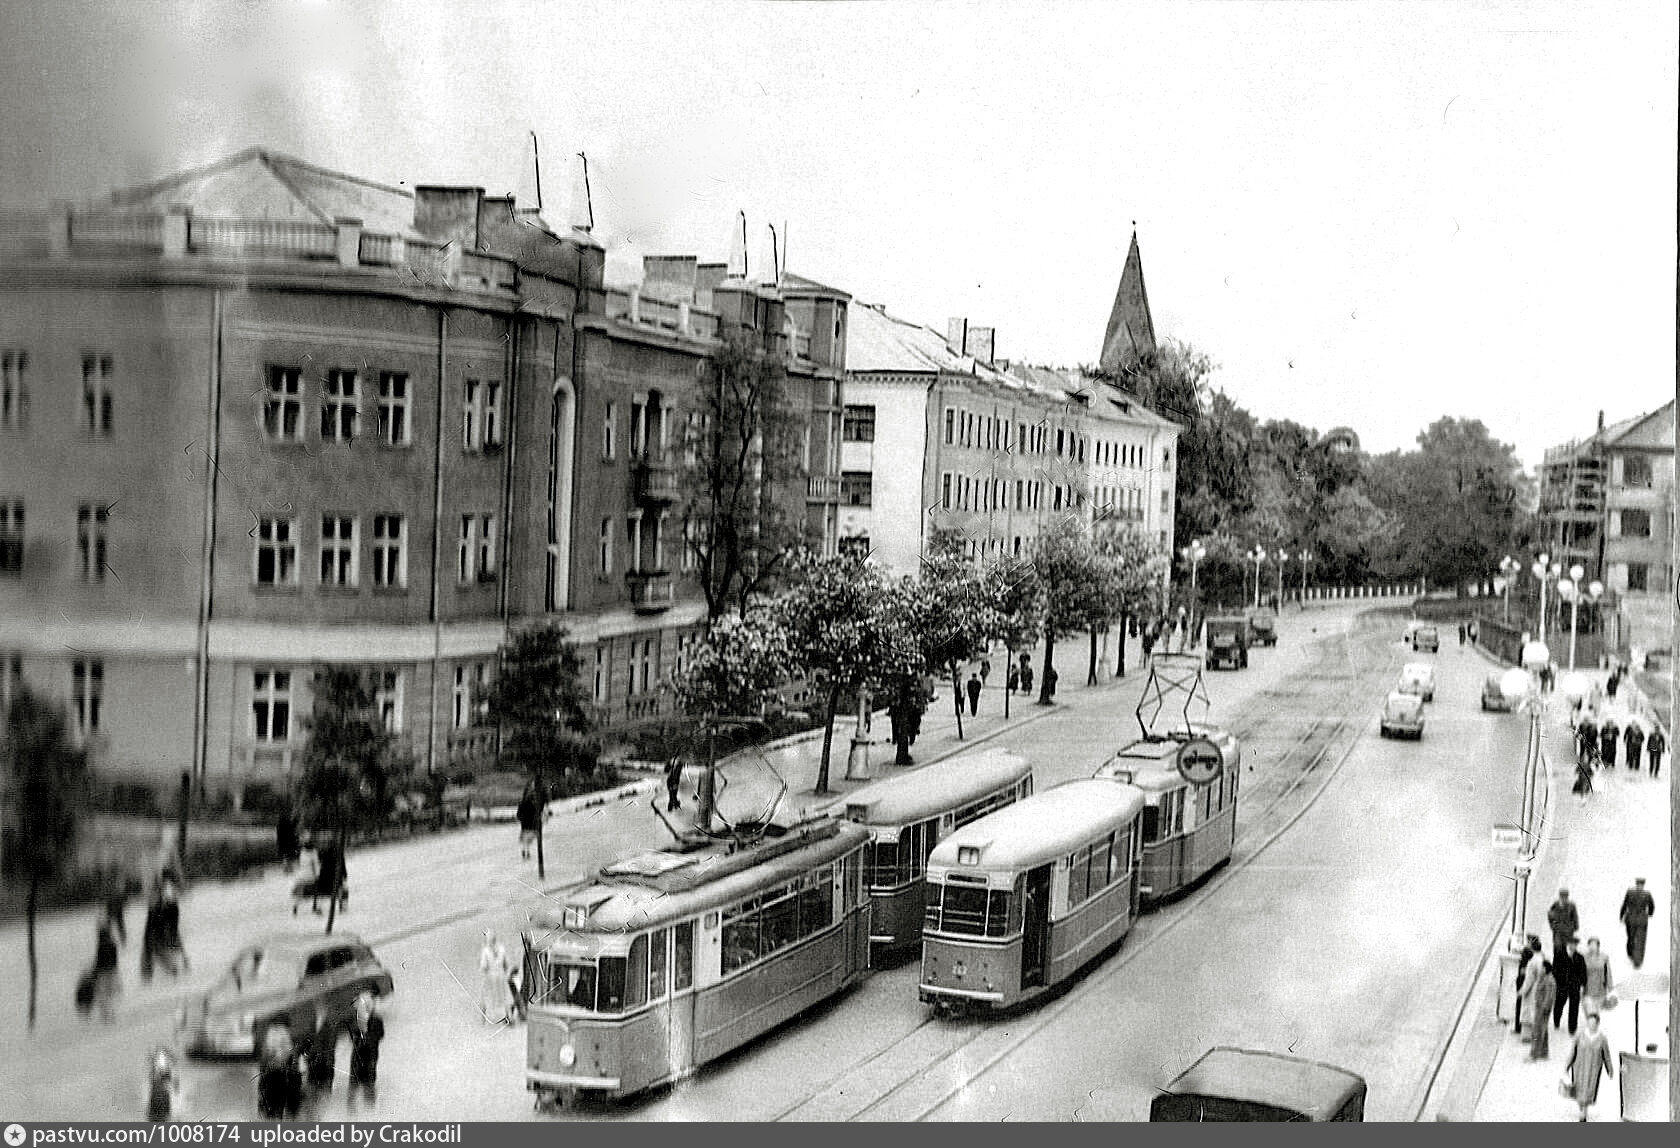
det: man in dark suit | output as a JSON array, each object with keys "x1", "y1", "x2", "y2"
[
  {"x1": 1551, "y1": 935, "x2": 1588, "y2": 1035},
  {"x1": 1619, "y1": 877, "x2": 1656, "y2": 969},
  {"x1": 1546, "y1": 888, "x2": 1579, "y2": 971}
]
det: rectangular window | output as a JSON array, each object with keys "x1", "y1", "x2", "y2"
[
  {"x1": 452, "y1": 666, "x2": 474, "y2": 730},
  {"x1": 1620, "y1": 509, "x2": 1651, "y2": 538},
  {"x1": 463, "y1": 378, "x2": 481, "y2": 450},
  {"x1": 375, "y1": 670, "x2": 403, "y2": 733},
  {"x1": 252, "y1": 669, "x2": 292, "y2": 742},
  {"x1": 843, "y1": 405, "x2": 876, "y2": 442},
  {"x1": 841, "y1": 471, "x2": 873, "y2": 507},
  {"x1": 72, "y1": 658, "x2": 103, "y2": 736},
  {"x1": 483, "y1": 380, "x2": 501, "y2": 447},
  {"x1": 459, "y1": 515, "x2": 497, "y2": 583},
  {"x1": 603, "y1": 401, "x2": 617, "y2": 460},
  {"x1": 599, "y1": 517, "x2": 613, "y2": 573},
  {"x1": 1, "y1": 349, "x2": 28, "y2": 430},
  {"x1": 322, "y1": 369, "x2": 358, "y2": 442},
  {"x1": 82, "y1": 353, "x2": 114, "y2": 437},
  {"x1": 372, "y1": 515, "x2": 406, "y2": 588},
  {"x1": 1161, "y1": 489, "x2": 1169, "y2": 512},
  {"x1": 0, "y1": 499, "x2": 21, "y2": 574},
  {"x1": 627, "y1": 513, "x2": 643, "y2": 574},
  {"x1": 630, "y1": 398, "x2": 647, "y2": 457},
  {"x1": 377, "y1": 372, "x2": 410, "y2": 445},
  {"x1": 318, "y1": 516, "x2": 358, "y2": 587},
  {"x1": 1056, "y1": 428, "x2": 1065, "y2": 456},
  {"x1": 76, "y1": 502, "x2": 109, "y2": 583},
  {"x1": 593, "y1": 646, "x2": 607, "y2": 704},
  {"x1": 647, "y1": 928, "x2": 668, "y2": 1001},
  {"x1": 1621, "y1": 454, "x2": 1652, "y2": 487},
  {"x1": 1626, "y1": 562, "x2": 1649, "y2": 592},
  {"x1": 477, "y1": 515, "x2": 496, "y2": 580},
  {"x1": 263, "y1": 365, "x2": 301, "y2": 441},
  {"x1": 941, "y1": 473, "x2": 952, "y2": 510},
  {"x1": 673, "y1": 921, "x2": 694, "y2": 991},
  {"x1": 944, "y1": 409, "x2": 955, "y2": 445},
  {"x1": 255, "y1": 518, "x2": 298, "y2": 586}
]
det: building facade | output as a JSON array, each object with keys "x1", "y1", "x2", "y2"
[{"x1": 0, "y1": 150, "x2": 845, "y2": 805}]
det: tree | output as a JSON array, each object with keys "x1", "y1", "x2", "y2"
[
  {"x1": 1094, "y1": 522, "x2": 1170, "y2": 678},
  {"x1": 912, "y1": 537, "x2": 1004, "y2": 742},
  {"x1": 1027, "y1": 517, "x2": 1111, "y2": 705},
  {"x1": 672, "y1": 610, "x2": 797, "y2": 826},
  {"x1": 482, "y1": 625, "x2": 597, "y2": 879},
  {"x1": 679, "y1": 329, "x2": 809, "y2": 623},
  {"x1": 774, "y1": 551, "x2": 916, "y2": 794},
  {"x1": 2, "y1": 688, "x2": 88, "y2": 1030},
  {"x1": 1087, "y1": 337, "x2": 1215, "y2": 427},
  {"x1": 985, "y1": 554, "x2": 1045, "y2": 720},
  {"x1": 297, "y1": 668, "x2": 404, "y2": 933}
]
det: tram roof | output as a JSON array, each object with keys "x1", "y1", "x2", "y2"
[
  {"x1": 1161, "y1": 1047, "x2": 1367, "y2": 1118},
  {"x1": 927, "y1": 779, "x2": 1144, "y2": 871},
  {"x1": 835, "y1": 748, "x2": 1031, "y2": 827},
  {"x1": 532, "y1": 820, "x2": 870, "y2": 939}
]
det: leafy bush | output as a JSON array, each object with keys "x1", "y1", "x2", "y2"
[{"x1": 240, "y1": 782, "x2": 290, "y2": 820}]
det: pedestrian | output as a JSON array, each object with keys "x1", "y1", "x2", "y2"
[
  {"x1": 1580, "y1": 937, "x2": 1613, "y2": 1014},
  {"x1": 1605, "y1": 665, "x2": 1620, "y2": 699},
  {"x1": 966, "y1": 673, "x2": 981, "y2": 717},
  {"x1": 1552, "y1": 935, "x2": 1587, "y2": 1036},
  {"x1": 1044, "y1": 665, "x2": 1059, "y2": 701},
  {"x1": 1618, "y1": 877, "x2": 1655, "y2": 969},
  {"x1": 1571, "y1": 753, "x2": 1593, "y2": 798},
  {"x1": 1528, "y1": 961, "x2": 1557, "y2": 1060},
  {"x1": 979, "y1": 658, "x2": 991, "y2": 687},
  {"x1": 1546, "y1": 888, "x2": 1579, "y2": 971},
  {"x1": 1623, "y1": 721, "x2": 1644, "y2": 773},
  {"x1": 1514, "y1": 935, "x2": 1541, "y2": 1036},
  {"x1": 1458, "y1": 622, "x2": 1467, "y2": 646},
  {"x1": 1561, "y1": 1011, "x2": 1614, "y2": 1121},
  {"x1": 291, "y1": 838, "x2": 321, "y2": 915},
  {"x1": 84, "y1": 904, "x2": 122, "y2": 1023},
  {"x1": 256, "y1": 1027, "x2": 302, "y2": 1120},
  {"x1": 313, "y1": 838, "x2": 348, "y2": 913},
  {"x1": 516, "y1": 785, "x2": 541, "y2": 860},
  {"x1": 1598, "y1": 718, "x2": 1618, "y2": 770},
  {"x1": 276, "y1": 806, "x2": 300, "y2": 872},
  {"x1": 145, "y1": 1047, "x2": 178, "y2": 1123},
  {"x1": 1576, "y1": 713, "x2": 1598, "y2": 766},
  {"x1": 1017, "y1": 654, "x2": 1033, "y2": 697},
  {"x1": 103, "y1": 880, "x2": 133, "y2": 948},
  {"x1": 347, "y1": 992, "x2": 384, "y2": 1110},
  {"x1": 1006, "y1": 665, "x2": 1020, "y2": 695},
  {"x1": 1646, "y1": 724, "x2": 1666, "y2": 776},
  {"x1": 1469, "y1": 620, "x2": 1480, "y2": 644},
  {"x1": 479, "y1": 930, "x2": 513, "y2": 1024},
  {"x1": 304, "y1": 1014, "x2": 338, "y2": 1098},
  {"x1": 141, "y1": 876, "x2": 188, "y2": 982},
  {"x1": 664, "y1": 757, "x2": 683, "y2": 812}
]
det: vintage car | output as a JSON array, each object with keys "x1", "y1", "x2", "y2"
[
  {"x1": 1379, "y1": 691, "x2": 1426, "y2": 739},
  {"x1": 180, "y1": 932, "x2": 393, "y2": 1057},
  {"x1": 1481, "y1": 672, "x2": 1515, "y2": 712},
  {"x1": 1397, "y1": 662, "x2": 1436, "y2": 702},
  {"x1": 1246, "y1": 609, "x2": 1278, "y2": 647},
  {"x1": 1205, "y1": 617, "x2": 1251, "y2": 670},
  {"x1": 1409, "y1": 624, "x2": 1440, "y2": 653},
  {"x1": 1151, "y1": 1047, "x2": 1368, "y2": 1121}
]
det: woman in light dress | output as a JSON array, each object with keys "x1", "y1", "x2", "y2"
[
  {"x1": 1562, "y1": 1010, "x2": 1614, "y2": 1121},
  {"x1": 478, "y1": 931, "x2": 514, "y2": 1024}
]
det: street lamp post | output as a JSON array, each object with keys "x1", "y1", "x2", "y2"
[
  {"x1": 1298, "y1": 550, "x2": 1312, "y2": 605},
  {"x1": 1558, "y1": 567, "x2": 1603, "y2": 673},
  {"x1": 1499, "y1": 640, "x2": 1548, "y2": 950},
  {"x1": 1531, "y1": 554, "x2": 1555, "y2": 646},
  {"x1": 1182, "y1": 540, "x2": 1206, "y2": 644},
  {"x1": 1499, "y1": 556, "x2": 1520, "y2": 622},
  {"x1": 1248, "y1": 547, "x2": 1266, "y2": 610},
  {"x1": 1274, "y1": 548, "x2": 1286, "y2": 611}
]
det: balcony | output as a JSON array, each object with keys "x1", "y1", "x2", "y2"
[
  {"x1": 635, "y1": 456, "x2": 680, "y2": 504},
  {"x1": 628, "y1": 570, "x2": 676, "y2": 613},
  {"x1": 807, "y1": 474, "x2": 841, "y2": 503}
]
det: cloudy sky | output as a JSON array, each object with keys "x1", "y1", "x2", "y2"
[{"x1": 1, "y1": 0, "x2": 1672, "y2": 464}]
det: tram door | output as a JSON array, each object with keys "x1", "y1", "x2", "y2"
[
  {"x1": 667, "y1": 922, "x2": 697, "y2": 1077},
  {"x1": 1020, "y1": 866, "x2": 1052, "y2": 988}
]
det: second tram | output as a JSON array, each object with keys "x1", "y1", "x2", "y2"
[
  {"x1": 839, "y1": 747, "x2": 1034, "y2": 952},
  {"x1": 918, "y1": 779, "x2": 1146, "y2": 1013},
  {"x1": 1093, "y1": 734, "x2": 1239, "y2": 903},
  {"x1": 524, "y1": 819, "x2": 871, "y2": 1103}
]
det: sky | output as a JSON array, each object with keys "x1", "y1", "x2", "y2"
[{"x1": 0, "y1": 0, "x2": 1673, "y2": 466}]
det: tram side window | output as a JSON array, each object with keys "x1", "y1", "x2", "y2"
[
  {"x1": 647, "y1": 929, "x2": 668, "y2": 1001},
  {"x1": 1165, "y1": 791, "x2": 1184, "y2": 836},
  {"x1": 673, "y1": 921, "x2": 694, "y2": 991},
  {"x1": 597, "y1": 958, "x2": 627, "y2": 1014},
  {"x1": 1141, "y1": 804, "x2": 1161, "y2": 843},
  {"x1": 625, "y1": 935, "x2": 649, "y2": 1010},
  {"x1": 721, "y1": 900, "x2": 763, "y2": 973},
  {"x1": 1197, "y1": 783, "x2": 1215, "y2": 823},
  {"x1": 761, "y1": 887, "x2": 801, "y2": 956},
  {"x1": 869, "y1": 837, "x2": 900, "y2": 888},
  {"x1": 1092, "y1": 836, "x2": 1113, "y2": 887},
  {"x1": 1067, "y1": 849, "x2": 1090, "y2": 906},
  {"x1": 800, "y1": 871, "x2": 833, "y2": 933}
]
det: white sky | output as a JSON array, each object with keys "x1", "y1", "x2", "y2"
[{"x1": 1, "y1": 0, "x2": 1673, "y2": 464}]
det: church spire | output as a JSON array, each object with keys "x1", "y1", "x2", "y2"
[{"x1": 1098, "y1": 225, "x2": 1157, "y2": 372}]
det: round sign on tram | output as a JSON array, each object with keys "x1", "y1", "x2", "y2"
[{"x1": 1176, "y1": 737, "x2": 1224, "y2": 786}]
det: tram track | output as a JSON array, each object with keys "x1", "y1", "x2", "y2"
[{"x1": 767, "y1": 611, "x2": 1411, "y2": 1122}]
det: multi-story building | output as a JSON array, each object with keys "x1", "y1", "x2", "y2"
[
  {"x1": 0, "y1": 150, "x2": 845, "y2": 805},
  {"x1": 1537, "y1": 400, "x2": 1674, "y2": 658}
]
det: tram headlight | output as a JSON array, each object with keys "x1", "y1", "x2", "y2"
[
  {"x1": 558, "y1": 1043, "x2": 576, "y2": 1068},
  {"x1": 952, "y1": 961, "x2": 967, "y2": 980}
]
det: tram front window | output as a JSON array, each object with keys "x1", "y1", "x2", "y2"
[
  {"x1": 868, "y1": 839, "x2": 900, "y2": 888},
  {"x1": 546, "y1": 958, "x2": 598, "y2": 1010},
  {"x1": 927, "y1": 881, "x2": 1019, "y2": 938},
  {"x1": 1142, "y1": 804, "x2": 1161, "y2": 843}
]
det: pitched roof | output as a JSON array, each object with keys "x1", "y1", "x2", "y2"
[
  {"x1": 99, "y1": 147, "x2": 425, "y2": 240},
  {"x1": 845, "y1": 300, "x2": 1015, "y2": 383},
  {"x1": 1001, "y1": 362, "x2": 1179, "y2": 430},
  {"x1": 780, "y1": 270, "x2": 852, "y2": 299},
  {"x1": 1098, "y1": 231, "x2": 1158, "y2": 371},
  {"x1": 1604, "y1": 399, "x2": 1675, "y2": 451}
]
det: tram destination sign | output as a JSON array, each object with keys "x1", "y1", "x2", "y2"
[{"x1": 1176, "y1": 737, "x2": 1224, "y2": 786}]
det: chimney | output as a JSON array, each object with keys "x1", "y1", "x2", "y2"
[
  {"x1": 726, "y1": 212, "x2": 749, "y2": 279},
  {"x1": 752, "y1": 223, "x2": 780, "y2": 288},
  {"x1": 413, "y1": 187, "x2": 484, "y2": 248},
  {"x1": 334, "y1": 217, "x2": 363, "y2": 267},
  {"x1": 642, "y1": 255, "x2": 699, "y2": 303},
  {"x1": 566, "y1": 152, "x2": 594, "y2": 233},
  {"x1": 965, "y1": 326, "x2": 996, "y2": 364},
  {"x1": 695, "y1": 262, "x2": 727, "y2": 308},
  {"x1": 946, "y1": 317, "x2": 968, "y2": 356},
  {"x1": 1597, "y1": 410, "x2": 1605, "y2": 432}
]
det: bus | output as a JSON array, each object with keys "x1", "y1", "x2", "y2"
[
  {"x1": 523, "y1": 818, "x2": 871, "y2": 1103},
  {"x1": 839, "y1": 748, "x2": 1034, "y2": 953},
  {"x1": 918, "y1": 779, "x2": 1146, "y2": 1013},
  {"x1": 1093, "y1": 729, "x2": 1239, "y2": 903}
]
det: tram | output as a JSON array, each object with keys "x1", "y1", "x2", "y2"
[
  {"x1": 523, "y1": 818, "x2": 871, "y2": 1103},
  {"x1": 918, "y1": 779, "x2": 1145, "y2": 1013},
  {"x1": 1093, "y1": 735, "x2": 1238, "y2": 903},
  {"x1": 839, "y1": 748, "x2": 1034, "y2": 952}
]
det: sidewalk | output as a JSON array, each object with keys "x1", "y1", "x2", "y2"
[{"x1": 1424, "y1": 668, "x2": 1671, "y2": 1121}]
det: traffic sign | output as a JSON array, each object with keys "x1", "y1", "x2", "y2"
[
  {"x1": 1491, "y1": 823, "x2": 1523, "y2": 850},
  {"x1": 1177, "y1": 738, "x2": 1224, "y2": 786}
]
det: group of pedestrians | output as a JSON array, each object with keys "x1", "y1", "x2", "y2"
[
  {"x1": 78, "y1": 850, "x2": 192, "y2": 1023},
  {"x1": 1512, "y1": 882, "x2": 1657, "y2": 1119},
  {"x1": 478, "y1": 930, "x2": 528, "y2": 1025},
  {"x1": 254, "y1": 992, "x2": 385, "y2": 1120},
  {"x1": 1570, "y1": 706, "x2": 1665, "y2": 797}
]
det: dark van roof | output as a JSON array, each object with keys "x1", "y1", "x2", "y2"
[{"x1": 1153, "y1": 1047, "x2": 1367, "y2": 1121}]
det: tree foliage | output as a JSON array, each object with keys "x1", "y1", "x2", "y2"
[
  {"x1": 673, "y1": 610, "x2": 798, "y2": 721},
  {"x1": 678, "y1": 329, "x2": 809, "y2": 622},
  {"x1": 911, "y1": 538, "x2": 1005, "y2": 738},
  {"x1": 3, "y1": 688, "x2": 89, "y2": 1029},
  {"x1": 483, "y1": 624, "x2": 597, "y2": 786}
]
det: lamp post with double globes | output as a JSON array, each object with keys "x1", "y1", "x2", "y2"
[
  {"x1": 1182, "y1": 540, "x2": 1206, "y2": 645},
  {"x1": 1499, "y1": 555, "x2": 1521, "y2": 622},
  {"x1": 1498, "y1": 639, "x2": 1549, "y2": 949},
  {"x1": 1531, "y1": 554, "x2": 1562, "y2": 646},
  {"x1": 1557, "y1": 566, "x2": 1604, "y2": 673},
  {"x1": 1248, "y1": 547, "x2": 1266, "y2": 610},
  {"x1": 1298, "y1": 550, "x2": 1312, "y2": 605}
]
